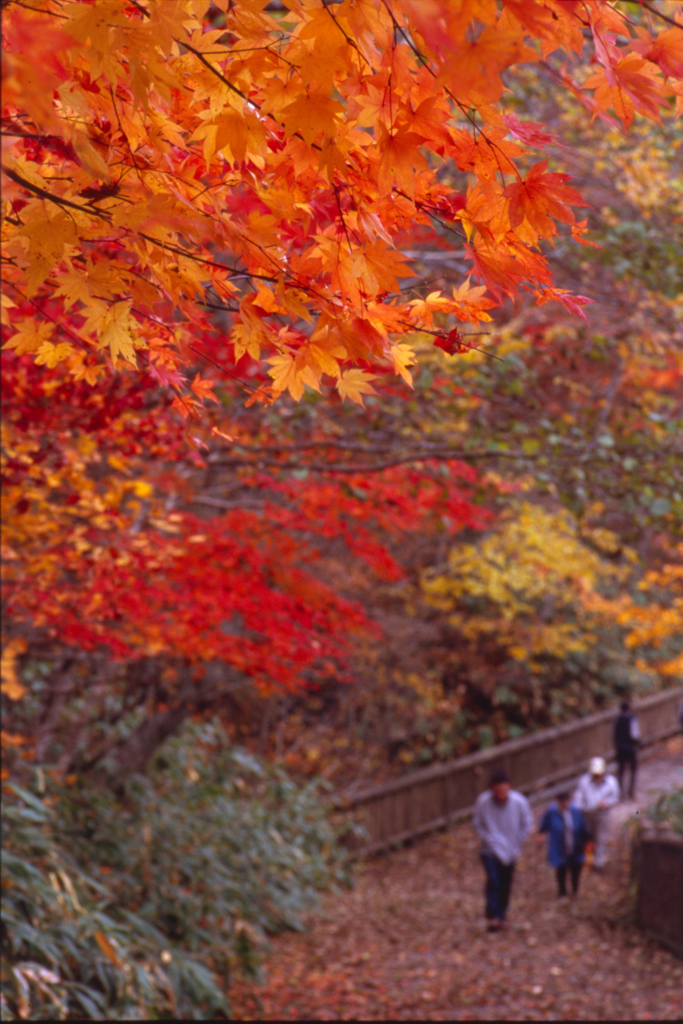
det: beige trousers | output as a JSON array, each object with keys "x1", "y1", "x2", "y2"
[{"x1": 584, "y1": 808, "x2": 611, "y2": 867}]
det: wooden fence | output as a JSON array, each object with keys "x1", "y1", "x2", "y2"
[{"x1": 336, "y1": 686, "x2": 683, "y2": 856}]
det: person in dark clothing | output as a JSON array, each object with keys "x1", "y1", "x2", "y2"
[
  {"x1": 613, "y1": 699, "x2": 641, "y2": 800},
  {"x1": 538, "y1": 792, "x2": 589, "y2": 897}
]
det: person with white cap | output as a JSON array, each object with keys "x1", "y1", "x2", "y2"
[{"x1": 572, "y1": 756, "x2": 619, "y2": 870}]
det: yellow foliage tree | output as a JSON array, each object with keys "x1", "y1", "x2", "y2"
[
  {"x1": 422, "y1": 502, "x2": 627, "y2": 666},
  {"x1": 619, "y1": 545, "x2": 683, "y2": 679}
]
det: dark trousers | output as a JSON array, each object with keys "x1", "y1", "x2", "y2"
[
  {"x1": 481, "y1": 852, "x2": 515, "y2": 921},
  {"x1": 556, "y1": 861, "x2": 582, "y2": 896},
  {"x1": 617, "y1": 748, "x2": 637, "y2": 799}
]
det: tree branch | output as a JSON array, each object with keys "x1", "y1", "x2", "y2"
[
  {"x1": 637, "y1": 0, "x2": 681, "y2": 29},
  {"x1": 3, "y1": 167, "x2": 112, "y2": 221}
]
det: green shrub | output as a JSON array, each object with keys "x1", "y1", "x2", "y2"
[
  {"x1": 645, "y1": 787, "x2": 683, "y2": 834},
  {"x1": 2, "y1": 720, "x2": 348, "y2": 1019},
  {"x1": 2, "y1": 781, "x2": 195, "y2": 1020}
]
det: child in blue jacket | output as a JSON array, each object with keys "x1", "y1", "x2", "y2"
[{"x1": 538, "y1": 791, "x2": 589, "y2": 897}]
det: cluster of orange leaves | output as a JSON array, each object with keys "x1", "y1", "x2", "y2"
[{"x1": 2, "y1": 0, "x2": 682, "y2": 407}]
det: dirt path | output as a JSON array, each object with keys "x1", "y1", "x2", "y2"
[{"x1": 231, "y1": 737, "x2": 683, "y2": 1020}]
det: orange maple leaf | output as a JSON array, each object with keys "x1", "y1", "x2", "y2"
[
  {"x1": 632, "y1": 25, "x2": 683, "y2": 80},
  {"x1": 171, "y1": 394, "x2": 201, "y2": 420},
  {"x1": 405, "y1": 95, "x2": 453, "y2": 149},
  {"x1": 336, "y1": 317, "x2": 386, "y2": 361},
  {"x1": 583, "y1": 54, "x2": 669, "y2": 129},
  {"x1": 504, "y1": 159, "x2": 586, "y2": 241},
  {"x1": 190, "y1": 374, "x2": 219, "y2": 404},
  {"x1": 534, "y1": 286, "x2": 594, "y2": 323},
  {"x1": 501, "y1": 0, "x2": 584, "y2": 58},
  {"x1": 363, "y1": 241, "x2": 417, "y2": 293},
  {"x1": 463, "y1": 179, "x2": 510, "y2": 244},
  {"x1": 283, "y1": 90, "x2": 343, "y2": 145},
  {"x1": 376, "y1": 126, "x2": 429, "y2": 198},
  {"x1": 466, "y1": 246, "x2": 522, "y2": 300},
  {"x1": 465, "y1": 236, "x2": 549, "y2": 301},
  {"x1": 438, "y1": 23, "x2": 539, "y2": 106}
]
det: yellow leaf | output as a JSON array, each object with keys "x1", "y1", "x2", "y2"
[
  {"x1": 53, "y1": 267, "x2": 92, "y2": 309},
  {"x1": 336, "y1": 368, "x2": 377, "y2": 406},
  {"x1": 1, "y1": 637, "x2": 27, "y2": 701},
  {"x1": 35, "y1": 341, "x2": 74, "y2": 368},
  {"x1": 232, "y1": 323, "x2": 262, "y2": 363},
  {"x1": 80, "y1": 299, "x2": 110, "y2": 338},
  {"x1": 390, "y1": 343, "x2": 416, "y2": 386},
  {"x1": 132, "y1": 481, "x2": 153, "y2": 498},
  {"x1": 267, "y1": 351, "x2": 299, "y2": 397},
  {"x1": 98, "y1": 301, "x2": 139, "y2": 365},
  {"x1": 267, "y1": 351, "x2": 320, "y2": 400},
  {"x1": 307, "y1": 342, "x2": 340, "y2": 378},
  {"x1": 17, "y1": 207, "x2": 78, "y2": 297},
  {"x1": 4, "y1": 319, "x2": 54, "y2": 355},
  {"x1": 1, "y1": 292, "x2": 17, "y2": 327},
  {"x1": 581, "y1": 526, "x2": 621, "y2": 555}
]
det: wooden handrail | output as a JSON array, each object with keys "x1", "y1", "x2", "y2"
[{"x1": 335, "y1": 686, "x2": 682, "y2": 855}]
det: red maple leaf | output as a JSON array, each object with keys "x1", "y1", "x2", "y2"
[{"x1": 434, "y1": 328, "x2": 467, "y2": 356}]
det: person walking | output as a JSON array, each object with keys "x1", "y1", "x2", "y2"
[
  {"x1": 472, "y1": 768, "x2": 534, "y2": 932},
  {"x1": 537, "y1": 791, "x2": 589, "y2": 898},
  {"x1": 613, "y1": 699, "x2": 641, "y2": 800},
  {"x1": 573, "y1": 757, "x2": 619, "y2": 870}
]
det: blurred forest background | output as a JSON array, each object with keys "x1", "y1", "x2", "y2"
[{"x1": 2, "y1": 0, "x2": 682, "y2": 1018}]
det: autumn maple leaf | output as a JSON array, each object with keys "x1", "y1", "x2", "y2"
[
  {"x1": 583, "y1": 54, "x2": 669, "y2": 130},
  {"x1": 534, "y1": 286, "x2": 594, "y2": 324},
  {"x1": 4, "y1": 319, "x2": 54, "y2": 355},
  {"x1": 504, "y1": 160, "x2": 586, "y2": 242},
  {"x1": 376, "y1": 125, "x2": 429, "y2": 198},
  {"x1": 336, "y1": 368, "x2": 377, "y2": 406},
  {"x1": 283, "y1": 90, "x2": 343, "y2": 145},
  {"x1": 434, "y1": 328, "x2": 468, "y2": 356},
  {"x1": 631, "y1": 26, "x2": 683, "y2": 81},
  {"x1": 190, "y1": 374, "x2": 219, "y2": 404},
  {"x1": 502, "y1": 113, "x2": 561, "y2": 151},
  {"x1": 438, "y1": 24, "x2": 539, "y2": 106},
  {"x1": 465, "y1": 239, "x2": 528, "y2": 301}
]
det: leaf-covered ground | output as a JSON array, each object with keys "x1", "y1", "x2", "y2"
[{"x1": 231, "y1": 737, "x2": 683, "y2": 1020}]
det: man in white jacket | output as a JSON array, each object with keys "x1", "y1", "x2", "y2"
[
  {"x1": 573, "y1": 756, "x2": 619, "y2": 870},
  {"x1": 472, "y1": 769, "x2": 534, "y2": 932}
]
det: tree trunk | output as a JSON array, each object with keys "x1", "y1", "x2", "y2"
[
  {"x1": 113, "y1": 701, "x2": 190, "y2": 775},
  {"x1": 111, "y1": 661, "x2": 250, "y2": 775}
]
